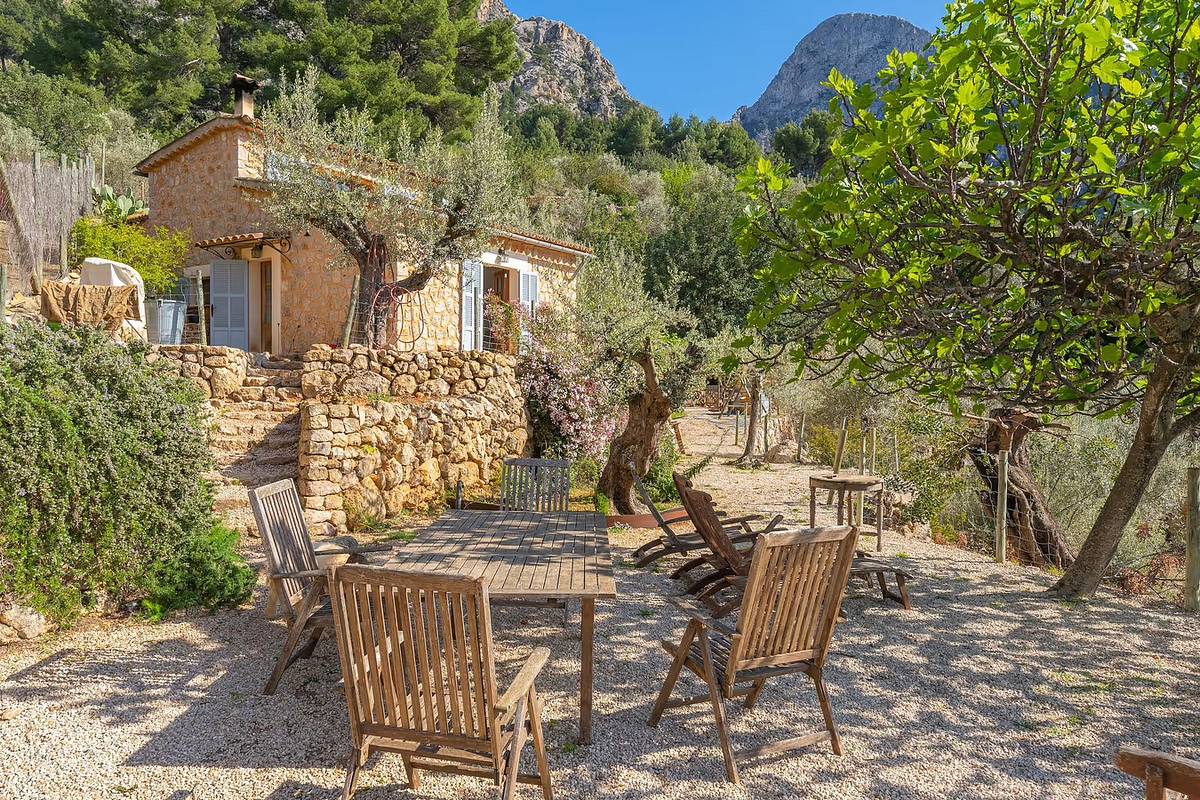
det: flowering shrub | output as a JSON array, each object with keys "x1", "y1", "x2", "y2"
[{"x1": 510, "y1": 302, "x2": 623, "y2": 460}]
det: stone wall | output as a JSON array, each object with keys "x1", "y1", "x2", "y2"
[
  {"x1": 150, "y1": 344, "x2": 251, "y2": 398},
  {"x1": 297, "y1": 346, "x2": 528, "y2": 532}
]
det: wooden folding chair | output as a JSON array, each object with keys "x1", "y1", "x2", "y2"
[
  {"x1": 500, "y1": 458, "x2": 571, "y2": 512},
  {"x1": 1116, "y1": 745, "x2": 1200, "y2": 799},
  {"x1": 627, "y1": 466, "x2": 768, "y2": 568},
  {"x1": 329, "y1": 565, "x2": 554, "y2": 800},
  {"x1": 649, "y1": 526, "x2": 859, "y2": 784},
  {"x1": 672, "y1": 472, "x2": 788, "y2": 617},
  {"x1": 248, "y1": 479, "x2": 390, "y2": 695}
]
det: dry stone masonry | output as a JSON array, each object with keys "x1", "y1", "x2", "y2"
[
  {"x1": 298, "y1": 345, "x2": 529, "y2": 533},
  {"x1": 150, "y1": 344, "x2": 251, "y2": 399}
]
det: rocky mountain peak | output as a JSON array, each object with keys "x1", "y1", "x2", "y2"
[
  {"x1": 736, "y1": 13, "x2": 932, "y2": 140},
  {"x1": 478, "y1": 1, "x2": 635, "y2": 120},
  {"x1": 509, "y1": 16, "x2": 634, "y2": 119},
  {"x1": 476, "y1": 0, "x2": 512, "y2": 23}
]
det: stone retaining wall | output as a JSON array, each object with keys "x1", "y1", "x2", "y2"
[
  {"x1": 298, "y1": 346, "x2": 529, "y2": 532},
  {"x1": 150, "y1": 345, "x2": 251, "y2": 399}
]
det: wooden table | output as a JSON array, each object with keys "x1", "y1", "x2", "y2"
[
  {"x1": 809, "y1": 472, "x2": 886, "y2": 551},
  {"x1": 385, "y1": 509, "x2": 617, "y2": 744}
]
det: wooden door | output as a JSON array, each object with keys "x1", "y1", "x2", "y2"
[{"x1": 259, "y1": 261, "x2": 272, "y2": 353}]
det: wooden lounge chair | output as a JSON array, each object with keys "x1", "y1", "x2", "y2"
[
  {"x1": 649, "y1": 525, "x2": 859, "y2": 785},
  {"x1": 1116, "y1": 745, "x2": 1200, "y2": 799},
  {"x1": 673, "y1": 472, "x2": 787, "y2": 616},
  {"x1": 627, "y1": 466, "x2": 767, "y2": 568},
  {"x1": 328, "y1": 564, "x2": 554, "y2": 800},
  {"x1": 248, "y1": 479, "x2": 390, "y2": 695}
]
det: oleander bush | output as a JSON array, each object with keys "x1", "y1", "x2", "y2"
[{"x1": 0, "y1": 323, "x2": 252, "y2": 623}]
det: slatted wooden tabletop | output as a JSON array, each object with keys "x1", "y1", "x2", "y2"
[{"x1": 386, "y1": 510, "x2": 618, "y2": 600}]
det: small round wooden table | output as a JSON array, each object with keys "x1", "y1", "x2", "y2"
[{"x1": 808, "y1": 472, "x2": 885, "y2": 551}]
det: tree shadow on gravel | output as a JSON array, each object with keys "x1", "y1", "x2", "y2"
[{"x1": 3, "y1": 531, "x2": 1198, "y2": 799}]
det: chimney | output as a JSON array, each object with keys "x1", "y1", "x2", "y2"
[{"x1": 231, "y1": 74, "x2": 260, "y2": 119}]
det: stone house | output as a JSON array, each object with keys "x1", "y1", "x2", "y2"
[{"x1": 134, "y1": 77, "x2": 591, "y2": 356}]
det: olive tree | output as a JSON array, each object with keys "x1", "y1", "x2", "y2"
[
  {"x1": 259, "y1": 67, "x2": 521, "y2": 343},
  {"x1": 738, "y1": 0, "x2": 1200, "y2": 598}
]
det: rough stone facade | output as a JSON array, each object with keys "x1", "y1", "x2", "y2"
[
  {"x1": 297, "y1": 345, "x2": 528, "y2": 532},
  {"x1": 150, "y1": 344, "x2": 251, "y2": 399},
  {"x1": 137, "y1": 113, "x2": 589, "y2": 357}
]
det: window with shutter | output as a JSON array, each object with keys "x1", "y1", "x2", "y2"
[{"x1": 461, "y1": 260, "x2": 483, "y2": 351}]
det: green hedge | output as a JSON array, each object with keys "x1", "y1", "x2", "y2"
[{"x1": 0, "y1": 324, "x2": 252, "y2": 622}]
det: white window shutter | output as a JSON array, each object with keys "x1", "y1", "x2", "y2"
[
  {"x1": 530, "y1": 273, "x2": 540, "y2": 317},
  {"x1": 461, "y1": 261, "x2": 483, "y2": 351}
]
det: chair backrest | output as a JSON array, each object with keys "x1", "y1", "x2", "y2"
[
  {"x1": 329, "y1": 565, "x2": 500, "y2": 749},
  {"x1": 1116, "y1": 745, "x2": 1200, "y2": 800},
  {"x1": 500, "y1": 458, "x2": 570, "y2": 512},
  {"x1": 727, "y1": 526, "x2": 857, "y2": 685},
  {"x1": 674, "y1": 472, "x2": 746, "y2": 574},
  {"x1": 248, "y1": 478, "x2": 319, "y2": 617}
]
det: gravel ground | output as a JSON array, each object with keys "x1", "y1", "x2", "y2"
[{"x1": 2, "y1": 409, "x2": 1198, "y2": 799}]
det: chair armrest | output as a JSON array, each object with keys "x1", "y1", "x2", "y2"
[
  {"x1": 719, "y1": 514, "x2": 763, "y2": 526},
  {"x1": 271, "y1": 569, "x2": 326, "y2": 580},
  {"x1": 496, "y1": 647, "x2": 552, "y2": 713},
  {"x1": 666, "y1": 595, "x2": 738, "y2": 636},
  {"x1": 757, "y1": 514, "x2": 786, "y2": 533}
]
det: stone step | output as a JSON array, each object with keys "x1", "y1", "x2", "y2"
[
  {"x1": 215, "y1": 399, "x2": 300, "y2": 414},
  {"x1": 229, "y1": 386, "x2": 304, "y2": 403},
  {"x1": 212, "y1": 416, "x2": 299, "y2": 433},
  {"x1": 243, "y1": 373, "x2": 302, "y2": 388},
  {"x1": 214, "y1": 449, "x2": 298, "y2": 468}
]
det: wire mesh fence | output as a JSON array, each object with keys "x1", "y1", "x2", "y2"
[{"x1": 0, "y1": 153, "x2": 95, "y2": 296}]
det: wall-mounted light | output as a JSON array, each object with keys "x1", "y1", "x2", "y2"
[
  {"x1": 250, "y1": 244, "x2": 264, "y2": 258},
  {"x1": 496, "y1": 247, "x2": 508, "y2": 264}
]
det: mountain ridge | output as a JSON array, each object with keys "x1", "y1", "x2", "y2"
[
  {"x1": 480, "y1": 0, "x2": 635, "y2": 120},
  {"x1": 736, "y1": 13, "x2": 932, "y2": 139}
]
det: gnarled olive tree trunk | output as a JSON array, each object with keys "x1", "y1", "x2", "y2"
[
  {"x1": 599, "y1": 346, "x2": 672, "y2": 515},
  {"x1": 966, "y1": 409, "x2": 1074, "y2": 569}
]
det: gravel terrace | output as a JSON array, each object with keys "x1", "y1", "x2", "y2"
[{"x1": 2, "y1": 408, "x2": 1198, "y2": 799}]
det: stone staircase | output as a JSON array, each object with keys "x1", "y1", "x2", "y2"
[{"x1": 207, "y1": 354, "x2": 304, "y2": 535}]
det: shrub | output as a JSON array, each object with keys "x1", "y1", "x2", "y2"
[
  {"x1": 642, "y1": 430, "x2": 681, "y2": 505},
  {"x1": 515, "y1": 303, "x2": 623, "y2": 460},
  {"x1": 69, "y1": 217, "x2": 190, "y2": 296},
  {"x1": 142, "y1": 523, "x2": 255, "y2": 621},
  {"x1": 0, "y1": 324, "x2": 252, "y2": 623}
]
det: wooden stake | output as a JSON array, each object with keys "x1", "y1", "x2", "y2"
[
  {"x1": 1185, "y1": 467, "x2": 1200, "y2": 612},
  {"x1": 194, "y1": 275, "x2": 208, "y2": 347},
  {"x1": 341, "y1": 273, "x2": 360, "y2": 348},
  {"x1": 995, "y1": 449, "x2": 1009, "y2": 563},
  {"x1": 0, "y1": 263, "x2": 7, "y2": 326},
  {"x1": 59, "y1": 153, "x2": 70, "y2": 279},
  {"x1": 859, "y1": 428, "x2": 867, "y2": 475},
  {"x1": 826, "y1": 418, "x2": 849, "y2": 504},
  {"x1": 796, "y1": 411, "x2": 807, "y2": 463},
  {"x1": 832, "y1": 418, "x2": 848, "y2": 474},
  {"x1": 870, "y1": 428, "x2": 877, "y2": 474}
]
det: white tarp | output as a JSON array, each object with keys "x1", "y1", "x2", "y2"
[{"x1": 79, "y1": 257, "x2": 147, "y2": 340}]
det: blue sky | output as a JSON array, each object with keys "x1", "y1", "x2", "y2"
[{"x1": 506, "y1": 1, "x2": 949, "y2": 120}]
